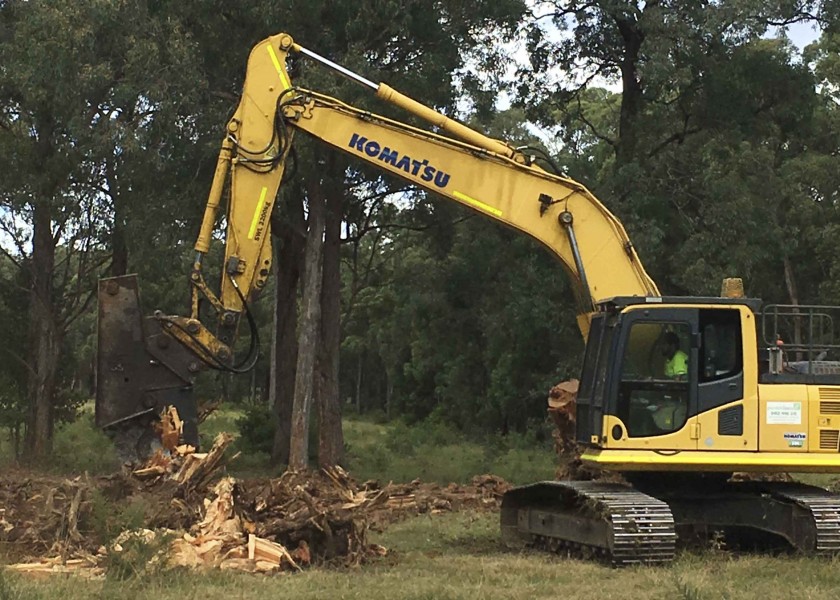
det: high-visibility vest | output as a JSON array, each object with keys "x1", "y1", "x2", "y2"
[{"x1": 665, "y1": 350, "x2": 688, "y2": 378}]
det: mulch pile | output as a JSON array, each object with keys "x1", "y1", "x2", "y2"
[{"x1": 0, "y1": 433, "x2": 509, "y2": 577}]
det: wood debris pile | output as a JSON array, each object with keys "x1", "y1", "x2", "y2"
[
  {"x1": 547, "y1": 379, "x2": 614, "y2": 481},
  {"x1": 375, "y1": 474, "x2": 510, "y2": 522},
  {"x1": 0, "y1": 471, "x2": 92, "y2": 561},
  {"x1": 165, "y1": 475, "x2": 322, "y2": 573},
  {"x1": 1, "y1": 431, "x2": 510, "y2": 578},
  {"x1": 548, "y1": 379, "x2": 578, "y2": 458}
]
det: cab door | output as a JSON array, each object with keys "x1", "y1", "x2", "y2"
[
  {"x1": 607, "y1": 307, "x2": 700, "y2": 451},
  {"x1": 693, "y1": 307, "x2": 754, "y2": 451}
]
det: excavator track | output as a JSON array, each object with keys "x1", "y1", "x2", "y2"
[
  {"x1": 770, "y1": 485, "x2": 840, "y2": 554},
  {"x1": 501, "y1": 481, "x2": 676, "y2": 566},
  {"x1": 649, "y1": 481, "x2": 840, "y2": 557}
]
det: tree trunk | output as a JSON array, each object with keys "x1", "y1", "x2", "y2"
[
  {"x1": 355, "y1": 353, "x2": 363, "y2": 414},
  {"x1": 288, "y1": 181, "x2": 327, "y2": 470},
  {"x1": 614, "y1": 15, "x2": 644, "y2": 168},
  {"x1": 270, "y1": 195, "x2": 305, "y2": 464},
  {"x1": 783, "y1": 254, "x2": 803, "y2": 360},
  {"x1": 13, "y1": 423, "x2": 21, "y2": 460},
  {"x1": 385, "y1": 373, "x2": 393, "y2": 419},
  {"x1": 24, "y1": 198, "x2": 59, "y2": 459},
  {"x1": 317, "y1": 186, "x2": 345, "y2": 467},
  {"x1": 110, "y1": 214, "x2": 128, "y2": 276}
]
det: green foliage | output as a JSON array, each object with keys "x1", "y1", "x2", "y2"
[
  {"x1": 50, "y1": 414, "x2": 119, "y2": 475},
  {"x1": 87, "y1": 490, "x2": 148, "y2": 544},
  {"x1": 234, "y1": 403, "x2": 315, "y2": 469},
  {"x1": 1, "y1": 1, "x2": 839, "y2": 462},
  {"x1": 234, "y1": 403, "x2": 275, "y2": 456},
  {"x1": 343, "y1": 415, "x2": 555, "y2": 485},
  {"x1": 342, "y1": 185, "x2": 581, "y2": 435}
]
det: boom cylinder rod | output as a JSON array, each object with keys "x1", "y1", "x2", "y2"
[
  {"x1": 292, "y1": 42, "x2": 518, "y2": 160},
  {"x1": 293, "y1": 44, "x2": 378, "y2": 90}
]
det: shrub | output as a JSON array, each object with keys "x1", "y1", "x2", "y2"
[{"x1": 235, "y1": 403, "x2": 274, "y2": 455}]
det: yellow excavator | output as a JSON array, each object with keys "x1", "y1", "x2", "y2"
[{"x1": 96, "y1": 33, "x2": 840, "y2": 565}]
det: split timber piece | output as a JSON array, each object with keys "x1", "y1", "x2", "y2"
[
  {"x1": 500, "y1": 481, "x2": 676, "y2": 566},
  {"x1": 663, "y1": 481, "x2": 840, "y2": 555}
]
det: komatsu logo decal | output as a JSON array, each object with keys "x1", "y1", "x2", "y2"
[{"x1": 348, "y1": 133, "x2": 451, "y2": 189}]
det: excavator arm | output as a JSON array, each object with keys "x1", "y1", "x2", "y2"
[{"x1": 95, "y1": 32, "x2": 657, "y2": 456}]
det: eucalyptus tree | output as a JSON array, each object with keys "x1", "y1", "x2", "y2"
[{"x1": 0, "y1": 0, "x2": 206, "y2": 457}]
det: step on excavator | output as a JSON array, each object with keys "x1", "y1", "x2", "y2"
[{"x1": 96, "y1": 33, "x2": 840, "y2": 565}]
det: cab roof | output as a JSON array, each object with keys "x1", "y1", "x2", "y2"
[{"x1": 598, "y1": 296, "x2": 763, "y2": 313}]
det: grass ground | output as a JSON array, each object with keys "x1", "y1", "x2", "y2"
[
  {"x1": 0, "y1": 405, "x2": 557, "y2": 485},
  {"x1": 3, "y1": 511, "x2": 840, "y2": 600},
  {"x1": 4, "y1": 408, "x2": 840, "y2": 599}
]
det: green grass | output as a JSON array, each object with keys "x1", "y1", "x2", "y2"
[
  {"x1": 341, "y1": 416, "x2": 556, "y2": 485},
  {"x1": 203, "y1": 406, "x2": 556, "y2": 483},
  {"x1": 6, "y1": 405, "x2": 840, "y2": 490},
  {"x1": 0, "y1": 405, "x2": 557, "y2": 485},
  {"x1": 5, "y1": 512, "x2": 840, "y2": 599}
]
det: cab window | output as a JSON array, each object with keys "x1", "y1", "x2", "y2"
[
  {"x1": 617, "y1": 322, "x2": 690, "y2": 437},
  {"x1": 700, "y1": 309, "x2": 742, "y2": 382}
]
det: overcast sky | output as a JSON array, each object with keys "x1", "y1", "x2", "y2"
[{"x1": 783, "y1": 21, "x2": 822, "y2": 49}]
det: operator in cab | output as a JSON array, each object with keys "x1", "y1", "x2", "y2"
[
  {"x1": 645, "y1": 330, "x2": 689, "y2": 434},
  {"x1": 662, "y1": 331, "x2": 688, "y2": 380}
]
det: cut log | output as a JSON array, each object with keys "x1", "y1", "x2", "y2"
[
  {"x1": 172, "y1": 433, "x2": 235, "y2": 492},
  {"x1": 247, "y1": 534, "x2": 301, "y2": 571}
]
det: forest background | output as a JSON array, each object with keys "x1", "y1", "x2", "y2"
[{"x1": 0, "y1": 0, "x2": 838, "y2": 469}]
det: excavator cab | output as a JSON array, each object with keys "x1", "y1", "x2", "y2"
[
  {"x1": 576, "y1": 297, "x2": 757, "y2": 457},
  {"x1": 502, "y1": 296, "x2": 840, "y2": 564},
  {"x1": 577, "y1": 296, "x2": 840, "y2": 470}
]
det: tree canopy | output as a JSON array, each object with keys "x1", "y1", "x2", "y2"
[{"x1": 0, "y1": 0, "x2": 838, "y2": 460}]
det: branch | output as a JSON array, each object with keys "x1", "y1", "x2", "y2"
[
  {"x1": 211, "y1": 90, "x2": 239, "y2": 103},
  {"x1": 0, "y1": 213, "x2": 29, "y2": 264},
  {"x1": 765, "y1": 11, "x2": 826, "y2": 27},
  {"x1": 0, "y1": 244, "x2": 23, "y2": 272},
  {"x1": 60, "y1": 284, "x2": 100, "y2": 330},
  {"x1": 572, "y1": 93, "x2": 617, "y2": 148},
  {"x1": 527, "y1": 2, "x2": 600, "y2": 22},
  {"x1": 0, "y1": 347, "x2": 35, "y2": 378},
  {"x1": 647, "y1": 99, "x2": 702, "y2": 159}
]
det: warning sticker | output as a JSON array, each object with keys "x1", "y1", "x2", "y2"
[{"x1": 767, "y1": 402, "x2": 802, "y2": 425}]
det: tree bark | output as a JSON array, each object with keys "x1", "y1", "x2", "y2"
[
  {"x1": 614, "y1": 14, "x2": 645, "y2": 167},
  {"x1": 783, "y1": 254, "x2": 803, "y2": 359},
  {"x1": 316, "y1": 184, "x2": 345, "y2": 467},
  {"x1": 355, "y1": 353, "x2": 363, "y2": 414},
  {"x1": 110, "y1": 212, "x2": 128, "y2": 276},
  {"x1": 288, "y1": 181, "x2": 327, "y2": 470},
  {"x1": 24, "y1": 197, "x2": 59, "y2": 459},
  {"x1": 270, "y1": 195, "x2": 306, "y2": 464}
]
